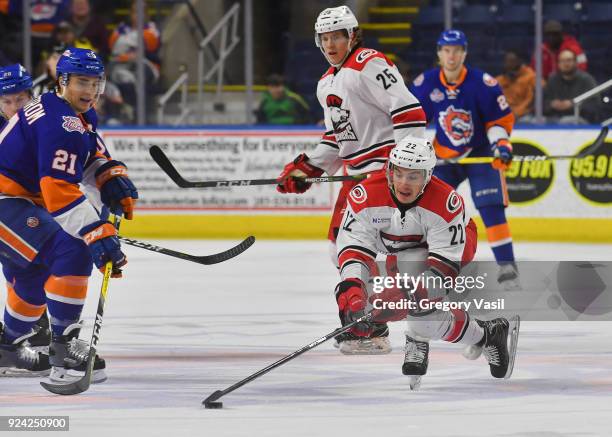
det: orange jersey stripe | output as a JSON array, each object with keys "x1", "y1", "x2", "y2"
[
  {"x1": 439, "y1": 66, "x2": 468, "y2": 91},
  {"x1": 44, "y1": 275, "x2": 88, "y2": 300},
  {"x1": 485, "y1": 223, "x2": 512, "y2": 243},
  {"x1": 485, "y1": 112, "x2": 515, "y2": 136},
  {"x1": 0, "y1": 222, "x2": 38, "y2": 262},
  {"x1": 433, "y1": 138, "x2": 461, "y2": 159},
  {"x1": 0, "y1": 173, "x2": 45, "y2": 206},
  {"x1": 39, "y1": 176, "x2": 84, "y2": 214},
  {"x1": 143, "y1": 28, "x2": 160, "y2": 52},
  {"x1": 7, "y1": 283, "x2": 46, "y2": 318}
]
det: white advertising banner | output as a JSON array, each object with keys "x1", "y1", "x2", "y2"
[
  {"x1": 100, "y1": 129, "x2": 334, "y2": 214},
  {"x1": 100, "y1": 128, "x2": 611, "y2": 218}
]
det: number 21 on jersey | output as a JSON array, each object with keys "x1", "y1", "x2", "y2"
[{"x1": 52, "y1": 149, "x2": 77, "y2": 175}]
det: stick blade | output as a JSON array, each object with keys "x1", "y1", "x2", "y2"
[
  {"x1": 149, "y1": 146, "x2": 192, "y2": 188},
  {"x1": 40, "y1": 378, "x2": 90, "y2": 395},
  {"x1": 203, "y1": 389, "x2": 224, "y2": 408},
  {"x1": 195, "y1": 236, "x2": 255, "y2": 265}
]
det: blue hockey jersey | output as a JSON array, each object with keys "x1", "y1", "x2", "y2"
[
  {"x1": 409, "y1": 66, "x2": 514, "y2": 159},
  {"x1": 0, "y1": 92, "x2": 109, "y2": 239}
]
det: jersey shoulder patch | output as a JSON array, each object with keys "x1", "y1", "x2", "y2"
[
  {"x1": 343, "y1": 48, "x2": 392, "y2": 72},
  {"x1": 347, "y1": 173, "x2": 392, "y2": 213},
  {"x1": 417, "y1": 176, "x2": 464, "y2": 222},
  {"x1": 321, "y1": 66, "x2": 335, "y2": 80},
  {"x1": 482, "y1": 72, "x2": 498, "y2": 87}
]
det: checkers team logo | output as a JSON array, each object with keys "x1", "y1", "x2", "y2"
[
  {"x1": 349, "y1": 185, "x2": 367, "y2": 204},
  {"x1": 446, "y1": 191, "x2": 462, "y2": 213}
]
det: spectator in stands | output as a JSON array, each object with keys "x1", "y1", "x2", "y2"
[
  {"x1": 0, "y1": 0, "x2": 70, "y2": 69},
  {"x1": 531, "y1": 20, "x2": 587, "y2": 80},
  {"x1": 69, "y1": 0, "x2": 109, "y2": 59},
  {"x1": 496, "y1": 50, "x2": 536, "y2": 120},
  {"x1": 544, "y1": 49, "x2": 600, "y2": 124},
  {"x1": 108, "y1": 0, "x2": 161, "y2": 123},
  {"x1": 256, "y1": 74, "x2": 312, "y2": 125},
  {"x1": 52, "y1": 21, "x2": 95, "y2": 51}
]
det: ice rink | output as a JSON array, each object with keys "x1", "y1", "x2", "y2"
[{"x1": 2, "y1": 240, "x2": 611, "y2": 437}]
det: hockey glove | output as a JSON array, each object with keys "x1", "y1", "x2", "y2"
[
  {"x1": 335, "y1": 278, "x2": 372, "y2": 337},
  {"x1": 369, "y1": 286, "x2": 411, "y2": 323},
  {"x1": 95, "y1": 160, "x2": 139, "y2": 219},
  {"x1": 491, "y1": 139, "x2": 513, "y2": 171},
  {"x1": 276, "y1": 154, "x2": 324, "y2": 194},
  {"x1": 80, "y1": 220, "x2": 127, "y2": 278}
]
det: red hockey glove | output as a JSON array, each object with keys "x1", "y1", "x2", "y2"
[
  {"x1": 491, "y1": 139, "x2": 513, "y2": 171},
  {"x1": 335, "y1": 278, "x2": 372, "y2": 337},
  {"x1": 370, "y1": 285, "x2": 411, "y2": 323},
  {"x1": 276, "y1": 154, "x2": 324, "y2": 194}
]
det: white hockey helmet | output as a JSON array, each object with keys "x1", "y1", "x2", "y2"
[
  {"x1": 314, "y1": 6, "x2": 359, "y2": 67},
  {"x1": 387, "y1": 137, "x2": 437, "y2": 200}
]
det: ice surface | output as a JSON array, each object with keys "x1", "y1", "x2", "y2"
[{"x1": 1, "y1": 241, "x2": 611, "y2": 436}]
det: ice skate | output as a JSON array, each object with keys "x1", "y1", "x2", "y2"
[
  {"x1": 402, "y1": 334, "x2": 429, "y2": 390},
  {"x1": 27, "y1": 312, "x2": 51, "y2": 353},
  {"x1": 462, "y1": 343, "x2": 482, "y2": 360},
  {"x1": 335, "y1": 324, "x2": 392, "y2": 355},
  {"x1": 48, "y1": 322, "x2": 107, "y2": 384},
  {"x1": 478, "y1": 316, "x2": 520, "y2": 379},
  {"x1": 497, "y1": 263, "x2": 522, "y2": 291},
  {"x1": 0, "y1": 322, "x2": 51, "y2": 377}
]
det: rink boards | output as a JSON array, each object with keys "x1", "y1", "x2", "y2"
[{"x1": 99, "y1": 126, "x2": 612, "y2": 242}]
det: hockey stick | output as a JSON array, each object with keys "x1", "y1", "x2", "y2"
[
  {"x1": 117, "y1": 235, "x2": 255, "y2": 265},
  {"x1": 149, "y1": 145, "x2": 367, "y2": 188},
  {"x1": 437, "y1": 125, "x2": 609, "y2": 165},
  {"x1": 40, "y1": 215, "x2": 122, "y2": 395},
  {"x1": 202, "y1": 311, "x2": 374, "y2": 409}
]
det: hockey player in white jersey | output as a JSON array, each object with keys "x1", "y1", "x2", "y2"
[
  {"x1": 335, "y1": 137, "x2": 519, "y2": 388},
  {"x1": 276, "y1": 5, "x2": 426, "y2": 355}
]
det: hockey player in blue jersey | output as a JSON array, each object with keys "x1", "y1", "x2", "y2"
[
  {"x1": 0, "y1": 64, "x2": 34, "y2": 130},
  {"x1": 0, "y1": 65, "x2": 55, "y2": 362},
  {"x1": 0, "y1": 48, "x2": 138, "y2": 384},
  {"x1": 409, "y1": 30, "x2": 519, "y2": 291}
]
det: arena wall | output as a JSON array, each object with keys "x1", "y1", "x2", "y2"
[{"x1": 100, "y1": 126, "x2": 612, "y2": 242}]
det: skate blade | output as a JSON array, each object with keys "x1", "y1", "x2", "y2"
[
  {"x1": 504, "y1": 315, "x2": 521, "y2": 379},
  {"x1": 339, "y1": 339, "x2": 392, "y2": 355},
  {"x1": 408, "y1": 375, "x2": 422, "y2": 390},
  {"x1": 0, "y1": 367, "x2": 51, "y2": 377},
  {"x1": 500, "y1": 278, "x2": 523, "y2": 291}
]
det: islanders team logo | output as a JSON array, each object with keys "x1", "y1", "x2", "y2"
[
  {"x1": 438, "y1": 105, "x2": 474, "y2": 147},
  {"x1": 62, "y1": 116, "x2": 86, "y2": 134},
  {"x1": 326, "y1": 94, "x2": 358, "y2": 142}
]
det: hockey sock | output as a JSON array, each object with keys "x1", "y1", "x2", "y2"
[
  {"x1": 2, "y1": 282, "x2": 46, "y2": 343},
  {"x1": 44, "y1": 275, "x2": 88, "y2": 336},
  {"x1": 442, "y1": 309, "x2": 484, "y2": 345},
  {"x1": 479, "y1": 205, "x2": 515, "y2": 262}
]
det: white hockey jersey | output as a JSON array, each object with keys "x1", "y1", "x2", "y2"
[
  {"x1": 337, "y1": 173, "x2": 473, "y2": 283},
  {"x1": 309, "y1": 48, "x2": 427, "y2": 176}
]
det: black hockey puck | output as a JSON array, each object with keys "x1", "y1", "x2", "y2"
[{"x1": 204, "y1": 401, "x2": 223, "y2": 409}]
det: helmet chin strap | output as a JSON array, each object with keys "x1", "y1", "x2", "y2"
[{"x1": 320, "y1": 36, "x2": 355, "y2": 68}]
